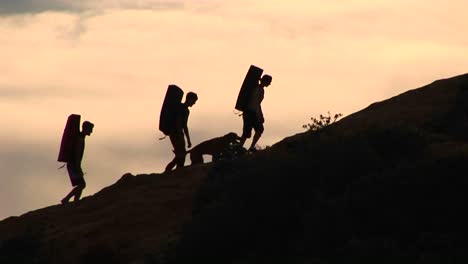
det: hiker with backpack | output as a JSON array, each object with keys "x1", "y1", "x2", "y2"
[
  {"x1": 163, "y1": 91, "x2": 198, "y2": 172},
  {"x1": 239, "y1": 73, "x2": 272, "y2": 152},
  {"x1": 59, "y1": 117, "x2": 94, "y2": 204}
]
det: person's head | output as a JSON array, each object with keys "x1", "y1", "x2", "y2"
[
  {"x1": 185, "y1": 92, "x2": 198, "y2": 107},
  {"x1": 260, "y1": 74, "x2": 272, "y2": 87},
  {"x1": 82, "y1": 121, "x2": 94, "y2": 136}
]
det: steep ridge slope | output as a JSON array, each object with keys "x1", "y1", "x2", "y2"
[
  {"x1": 336, "y1": 73, "x2": 468, "y2": 136},
  {"x1": 168, "y1": 73, "x2": 468, "y2": 263},
  {"x1": 0, "y1": 165, "x2": 212, "y2": 264},
  {"x1": 1, "y1": 73, "x2": 468, "y2": 264}
]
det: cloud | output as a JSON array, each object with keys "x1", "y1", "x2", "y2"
[
  {"x1": 0, "y1": 0, "x2": 77, "y2": 15},
  {"x1": 89, "y1": 0, "x2": 185, "y2": 10},
  {"x1": 0, "y1": 0, "x2": 187, "y2": 15},
  {"x1": 0, "y1": 86, "x2": 81, "y2": 100},
  {"x1": 0, "y1": 86, "x2": 117, "y2": 102}
]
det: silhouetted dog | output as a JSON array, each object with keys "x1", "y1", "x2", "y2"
[{"x1": 188, "y1": 132, "x2": 241, "y2": 164}]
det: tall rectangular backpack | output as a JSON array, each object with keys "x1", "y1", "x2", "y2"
[
  {"x1": 58, "y1": 114, "x2": 81, "y2": 162},
  {"x1": 235, "y1": 65, "x2": 264, "y2": 111},
  {"x1": 159, "y1": 85, "x2": 184, "y2": 135}
]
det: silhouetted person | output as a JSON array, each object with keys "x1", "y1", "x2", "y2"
[
  {"x1": 61, "y1": 121, "x2": 94, "y2": 203},
  {"x1": 165, "y1": 92, "x2": 198, "y2": 172},
  {"x1": 239, "y1": 74, "x2": 272, "y2": 151}
]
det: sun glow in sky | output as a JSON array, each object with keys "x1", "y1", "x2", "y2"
[{"x1": 1, "y1": 0, "x2": 468, "y2": 220}]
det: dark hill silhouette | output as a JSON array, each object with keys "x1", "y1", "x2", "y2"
[{"x1": 2, "y1": 73, "x2": 468, "y2": 263}]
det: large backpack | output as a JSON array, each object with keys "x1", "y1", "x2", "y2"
[
  {"x1": 235, "y1": 65, "x2": 264, "y2": 111},
  {"x1": 159, "y1": 85, "x2": 184, "y2": 135},
  {"x1": 58, "y1": 114, "x2": 81, "y2": 162}
]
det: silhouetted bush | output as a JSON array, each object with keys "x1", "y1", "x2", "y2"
[{"x1": 303, "y1": 112, "x2": 343, "y2": 131}]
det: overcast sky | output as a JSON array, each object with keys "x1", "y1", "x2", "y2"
[{"x1": 2, "y1": 0, "x2": 468, "y2": 220}]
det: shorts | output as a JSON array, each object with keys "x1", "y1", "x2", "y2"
[
  {"x1": 67, "y1": 163, "x2": 86, "y2": 187},
  {"x1": 242, "y1": 110, "x2": 264, "y2": 138}
]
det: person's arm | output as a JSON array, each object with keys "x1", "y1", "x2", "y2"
[
  {"x1": 183, "y1": 125, "x2": 192, "y2": 148},
  {"x1": 256, "y1": 88, "x2": 265, "y2": 122},
  {"x1": 182, "y1": 110, "x2": 192, "y2": 148}
]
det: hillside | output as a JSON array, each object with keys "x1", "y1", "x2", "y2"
[
  {"x1": 2, "y1": 73, "x2": 468, "y2": 263},
  {"x1": 0, "y1": 165, "x2": 213, "y2": 264}
]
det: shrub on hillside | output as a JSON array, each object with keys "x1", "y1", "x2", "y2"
[{"x1": 303, "y1": 112, "x2": 343, "y2": 131}]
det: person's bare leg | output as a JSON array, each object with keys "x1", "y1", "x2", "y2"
[
  {"x1": 239, "y1": 137, "x2": 247, "y2": 148},
  {"x1": 61, "y1": 189, "x2": 75, "y2": 204},
  {"x1": 249, "y1": 132, "x2": 262, "y2": 151},
  {"x1": 165, "y1": 158, "x2": 177, "y2": 172},
  {"x1": 73, "y1": 184, "x2": 85, "y2": 201},
  {"x1": 62, "y1": 183, "x2": 86, "y2": 203},
  {"x1": 174, "y1": 150, "x2": 186, "y2": 169}
]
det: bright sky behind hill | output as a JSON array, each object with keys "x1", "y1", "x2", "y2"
[{"x1": 1, "y1": 0, "x2": 468, "y2": 220}]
